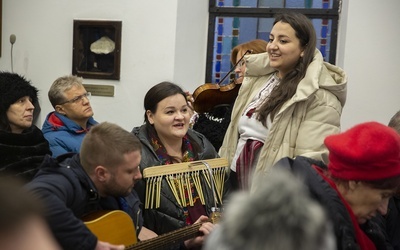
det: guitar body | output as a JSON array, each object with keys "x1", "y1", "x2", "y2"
[
  {"x1": 84, "y1": 210, "x2": 221, "y2": 249},
  {"x1": 83, "y1": 210, "x2": 138, "y2": 246}
]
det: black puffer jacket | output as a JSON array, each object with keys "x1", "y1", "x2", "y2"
[
  {"x1": 375, "y1": 197, "x2": 400, "y2": 250},
  {"x1": 25, "y1": 153, "x2": 143, "y2": 250},
  {"x1": 132, "y1": 125, "x2": 230, "y2": 238},
  {"x1": 277, "y1": 156, "x2": 388, "y2": 250},
  {"x1": 0, "y1": 125, "x2": 51, "y2": 182},
  {"x1": 387, "y1": 197, "x2": 400, "y2": 249}
]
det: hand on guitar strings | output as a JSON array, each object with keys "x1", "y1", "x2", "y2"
[
  {"x1": 95, "y1": 240, "x2": 124, "y2": 250},
  {"x1": 183, "y1": 215, "x2": 215, "y2": 249}
]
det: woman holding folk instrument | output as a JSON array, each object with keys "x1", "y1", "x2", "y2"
[
  {"x1": 192, "y1": 39, "x2": 268, "y2": 151},
  {"x1": 192, "y1": 39, "x2": 268, "y2": 114},
  {"x1": 132, "y1": 81, "x2": 230, "y2": 250}
]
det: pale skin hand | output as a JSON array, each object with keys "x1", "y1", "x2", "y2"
[
  {"x1": 138, "y1": 226, "x2": 158, "y2": 241},
  {"x1": 95, "y1": 241, "x2": 125, "y2": 250},
  {"x1": 183, "y1": 215, "x2": 215, "y2": 249},
  {"x1": 185, "y1": 91, "x2": 195, "y2": 115}
]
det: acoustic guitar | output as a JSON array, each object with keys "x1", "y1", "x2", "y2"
[{"x1": 84, "y1": 210, "x2": 221, "y2": 250}]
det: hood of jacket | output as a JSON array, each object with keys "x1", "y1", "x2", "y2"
[
  {"x1": 244, "y1": 49, "x2": 347, "y2": 107},
  {"x1": 42, "y1": 111, "x2": 98, "y2": 134},
  {"x1": 34, "y1": 154, "x2": 96, "y2": 191}
]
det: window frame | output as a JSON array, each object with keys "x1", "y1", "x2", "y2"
[{"x1": 206, "y1": 0, "x2": 341, "y2": 82}]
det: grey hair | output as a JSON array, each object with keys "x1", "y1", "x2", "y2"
[
  {"x1": 48, "y1": 75, "x2": 83, "y2": 108},
  {"x1": 388, "y1": 110, "x2": 400, "y2": 134},
  {"x1": 204, "y1": 169, "x2": 335, "y2": 250}
]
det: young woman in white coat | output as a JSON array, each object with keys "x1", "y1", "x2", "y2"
[{"x1": 219, "y1": 11, "x2": 347, "y2": 191}]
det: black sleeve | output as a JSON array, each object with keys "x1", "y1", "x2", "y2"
[{"x1": 26, "y1": 177, "x2": 97, "y2": 250}]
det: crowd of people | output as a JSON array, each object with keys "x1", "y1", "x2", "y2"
[{"x1": 0, "y1": 11, "x2": 399, "y2": 250}]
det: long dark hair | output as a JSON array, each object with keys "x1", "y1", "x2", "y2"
[
  {"x1": 257, "y1": 12, "x2": 317, "y2": 126},
  {"x1": 143, "y1": 81, "x2": 201, "y2": 161}
]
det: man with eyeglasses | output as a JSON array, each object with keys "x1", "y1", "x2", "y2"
[{"x1": 42, "y1": 75, "x2": 98, "y2": 157}]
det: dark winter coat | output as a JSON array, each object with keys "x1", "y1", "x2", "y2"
[
  {"x1": 374, "y1": 196, "x2": 400, "y2": 250},
  {"x1": 386, "y1": 197, "x2": 400, "y2": 249},
  {"x1": 132, "y1": 125, "x2": 230, "y2": 238},
  {"x1": 25, "y1": 153, "x2": 143, "y2": 250},
  {"x1": 0, "y1": 125, "x2": 51, "y2": 182}
]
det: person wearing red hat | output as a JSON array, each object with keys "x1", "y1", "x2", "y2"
[{"x1": 274, "y1": 121, "x2": 400, "y2": 250}]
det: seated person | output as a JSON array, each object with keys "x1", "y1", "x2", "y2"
[
  {"x1": 379, "y1": 110, "x2": 400, "y2": 249},
  {"x1": 132, "y1": 81, "x2": 229, "y2": 249},
  {"x1": 42, "y1": 75, "x2": 98, "y2": 157},
  {"x1": 0, "y1": 72, "x2": 51, "y2": 182},
  {"x1": 275, "y1": 121, "x2": 400, "y2": 250},
  {"x1": 204, "y1": 169, "x2": 335, "y2": 250},
  {"x1": 0, "y1": 179, "x2": 61, "y2": 250},
  {"x1": 26, "y1": 122, "x2": 147, "y2": 250}
]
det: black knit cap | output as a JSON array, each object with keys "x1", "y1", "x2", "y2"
[{"x1": 0, "y1": 71, "x2": 38, "y2": 115}]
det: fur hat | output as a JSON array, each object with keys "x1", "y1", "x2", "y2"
[
  {"x1": 0, "y1": 72, "x2": 38, "y2": 115},
  {"x1": 325, "y1": 121, "x2": 400, "y2": 181}
]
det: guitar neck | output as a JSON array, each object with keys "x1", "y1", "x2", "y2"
[
  {"x1": 84, "y1": 210, "x2": 220, "y2": 250},
  {"x1": 127, "y1": 222, "x2": 205, "y2": 250}
]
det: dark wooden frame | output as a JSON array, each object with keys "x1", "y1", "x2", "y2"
[{"x1": 72, "y1": 20, "x2": 122, "y2": 80}]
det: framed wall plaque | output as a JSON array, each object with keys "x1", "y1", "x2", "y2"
[{"x1": 72, "y1": 20, "x2": 122, "y2": 80}]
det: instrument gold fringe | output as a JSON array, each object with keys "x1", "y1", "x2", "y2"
[{"x1": 143, "y1": 158, "x2": 228, "y2": 209}]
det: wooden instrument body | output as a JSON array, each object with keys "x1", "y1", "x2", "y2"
[
  {"x1": 83, "y1": 210, "x2": 138, "y2": 247},
  {"x1": 192, "y1": 81, "x2": 241, "y2": 113},
  {"x1": 84, "y1": 209, "x2": 221, "y2": 250}
]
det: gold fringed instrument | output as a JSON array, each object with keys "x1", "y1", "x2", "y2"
[{"x1": 143, "y1": 158, "x2": 228, "y2": 209}]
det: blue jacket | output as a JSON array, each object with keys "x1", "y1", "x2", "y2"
[
  {"x1": 25, "y1": 154, "x2": 143, "y2": 250},
  {"x1": 42, "y1": 112, "x2": 98, "y2": 157}
]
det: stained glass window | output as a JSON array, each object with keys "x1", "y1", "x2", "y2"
[{"x1": 206, "y1": 0, "x2": 340, "y2": 84}]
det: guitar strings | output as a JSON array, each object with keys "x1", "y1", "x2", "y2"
[{"x1": 126, "y1": 220, "x2": 211, "y2": 250}]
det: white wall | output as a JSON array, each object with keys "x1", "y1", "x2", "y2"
[
  {"x1": 1, "y1": 0, "x2": 399, "y2": 131},
  {"x1": 0, "y1": 0, "x2": 208, "y2": 131},
  {"x1": 338, "y1": 0, "x2": 400, "y2": 129}
]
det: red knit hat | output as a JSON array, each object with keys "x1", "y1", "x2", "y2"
[{"x1": 325, "y1": 121, "x2": 400, "y2": 180}]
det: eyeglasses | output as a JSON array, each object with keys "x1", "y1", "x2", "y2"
[{"x1": 59, "y1": 92, "x2": 91, "y2": 105}]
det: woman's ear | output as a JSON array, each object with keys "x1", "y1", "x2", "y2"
[
  {"x1": 146, "y1": 110, "x2": 154, "y2": 125},
  {"x1": 300, "y1": 51, "x2": 305, "y2": 57},
  {"x1": 348, "y1": 180, "x2": 360, "y2": 191}
]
